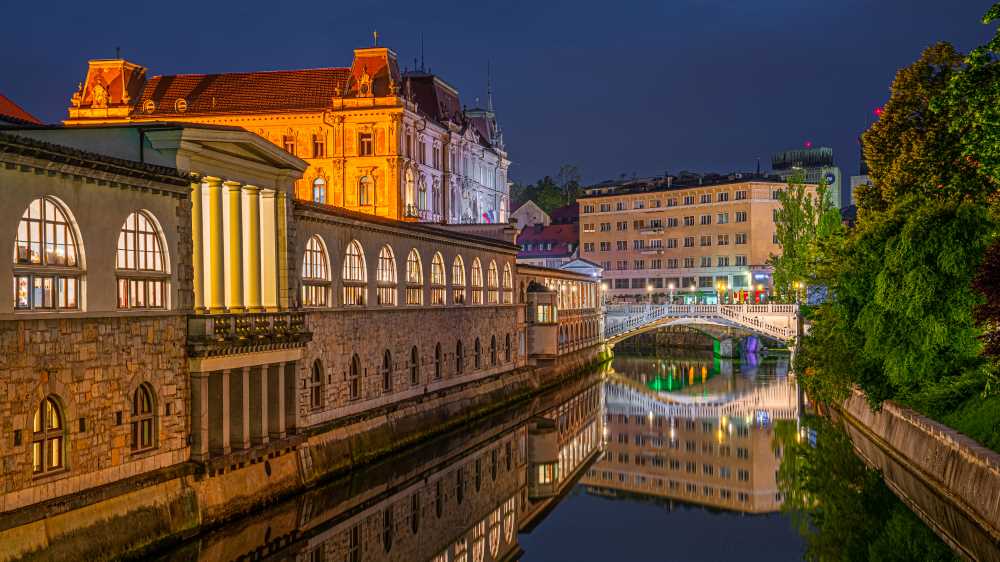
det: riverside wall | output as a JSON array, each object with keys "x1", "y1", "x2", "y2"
[
  {"x1": 836, "y1": 390, "x2": 1000, "y2": 561},
  {"x1": 0, "y1": 345, "x2": 610, "y2": 562}
]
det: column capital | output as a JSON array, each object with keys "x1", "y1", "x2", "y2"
[
  {"x1": 204, "y1": 176, "x2": 224, "y2": 186},
  {"x1": 224, "y1": 180, "x2": 242, "y2": 191},
  {"x1": 243, "y1": 184, "x2": 261, "y2": 194}
]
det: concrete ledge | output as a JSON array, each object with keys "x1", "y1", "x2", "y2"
[{"x1": 838, "y1": 389, "x2": 1000, "y2": 544}]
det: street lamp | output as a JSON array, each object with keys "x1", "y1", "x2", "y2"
[
  {"x1": 668, "y1": 282, "x2": 675, "y2": 304},
  {"x1": 716, "y1": 280, "x2": 727, "y2": 304},
  {"x1": 646, "y1": 283, "x2": 653, "y2": 304}
]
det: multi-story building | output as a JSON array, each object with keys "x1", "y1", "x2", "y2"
[
  {"x1": 771, "y1": 146, "x2": 843, "y2": 209},
  {"x1": 579, "y1": 174, "x2": 800, "y2": 303},
  {"x1": 61, "y1": 46, "x2": 510, "y2": 224},
  {"x1": 0, "y1": 122, "x2": 599, "y2": 561}
]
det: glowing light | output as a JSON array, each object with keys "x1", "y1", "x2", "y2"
[
  {"x1": 804, "y1": 140, "x2": 813, "y2": 148},
  {"x1": 874, "y1": 106, "x2": 884, "y2": 117}
]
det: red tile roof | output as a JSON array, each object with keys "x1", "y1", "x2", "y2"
[
  {"x1": 136, "y1": 67, "x2": 350, "y2": 116},
  {"x1": 0, "y1": 93, "x2": 41, "y2": 125},
  {"x1": 516, "y1": 223, "x2": 579, "y2": 258}
]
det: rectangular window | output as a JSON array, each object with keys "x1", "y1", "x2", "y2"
[
  {"x1": 667, "y1": 217, "x2": 679, "y2": 227},
  {"x1": 616, "y1": 260, "x2": 628, "y2": 270},
  {"x1": 617, "y1": 241, "x2": 627, "y2": 251},
  {"x1": 718, "y1": 234, "x2": 729, "y2": 245},
  {"x1": 583, "y1": 242, "x2": 595, "y2": 252},
  {"x1": 633, "y1": 260, "x2": 645, "y2": 270},
  {"x1": 359, "y1": 133, "x2": 374, "y2": 156},
  {"x1": 683, "y1": 196, "x2": 694, "y2": 205},
  {"x1": 600, "y1": 203, "x2": 611, "y2": 212},
  {"x1": 684, "y1": 237, "x2": 695, "y2": 247},
  {"x1": 667, "y1": 258, "x2": 679, "y2": 268},
  {"x1": 614, "y1": 279, "x2": 629, "y2": 289},
  {"x1": 699, "y1": 276, "x2": 713, "y2": 288},
  {"x1": 303, "y1": 284, "x2": 329, "y2": 307},
  {"x1": 634, "y1": 200, "x2": 645, "y2": 209},
  {"x1": 700, "y1": 235, "x2": 712, "y2": 246},
  {"x1": 735, "y1": 190, "x2": 747, "y2": 200},
  {"x1": 717, "y1": 256, "x2": 730, "y2": 267},
  {"x1": 583, "y1": 223, "x2": 595, "y2": 232},
  {"x1": 735, "y1": 255, "x2": 747, "y2": 266},
  {"x1": 616, "y1": 201, "x2": 627, "y2": 211},
  {"x1": 312, "y1": 134, "x2": 326, "y2": 158},
  {"x1": 683, "y1": 216, "x2": 695, "y2": 226},
  {"x1": 735, "y1": 233, "x2": 747, "y2": 244},
  {"x1": 583, "y1": 204, "x2": 595, "y2": 213},
  {"x1": 684, "y1": 257, "x2": 695, "y2": 268},
  {"x1": 700, "y1": 256, "x2": 712, "y2": 267},
  {"x1": 343, "y1": 285, "x2": 365, "y2": 306},
  {"x1": 633, "y1": 240, "x2": 645, "y2": 250},
  {"x1": 282, "y1": 135, "x2": 296, "y2": 155},
  {"x1": 600, "y1": 223, "x2": 611, "y2": 232},
  {"x1": 667, "y1": 238, "x2": 678, "y2": 248},
  {"x1": 616, "y1": 221, "x2": 628, "y2": 231},
  {"x1": 651, "y1": 259, "x2": 662, "y2": 269},
  {"x1": 735, "y1": 211, "x2": 747, "y2": 222},
  {"x1": 667, "y1": 198, "x2": 677, "y2": 207},
  {"x1": 700, "y1": 194, "x2": 712, "y2": 204},
  {"x1": 700, "y1": 215, "x2": 712, "y2": 225},
  {"x1": 600, "y1": 241, "x2": 610, "y2": 251},
  {"x1": 717, "y1": 213, "x2": 729, "y2": 224},
  {"x1": 718, "y1": 192, "x2": 729, "y2": 202}
]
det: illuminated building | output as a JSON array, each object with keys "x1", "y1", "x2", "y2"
[
  {"x1": 771, "y1": 145, "x2": 843, "y2": 209},
  {"x1": 579, "y1": 173, "x2": 805, "y2": 303},
  {"x1": 62, "y1": 46, "x2": 510, "y2": 224}
]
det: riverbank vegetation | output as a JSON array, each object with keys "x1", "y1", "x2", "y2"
[{"x1": 792, "y1": 5, "x2": 1000, "y2": 452}]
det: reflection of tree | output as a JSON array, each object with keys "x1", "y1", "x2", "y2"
[{"x1": 775, "y1": 416, "x2": 958, "y2": 561}]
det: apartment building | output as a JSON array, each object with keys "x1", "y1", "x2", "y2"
[{"x1": 579, "y1": 174, "x2": 800, "y2": 302}]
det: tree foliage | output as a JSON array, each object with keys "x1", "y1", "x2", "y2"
[
  {"x1": 510, "y1": 165, "x2": 583, "y2": 214},
  {"x1": 769, "y1": 176, "x2": 842, "y2": 301}
]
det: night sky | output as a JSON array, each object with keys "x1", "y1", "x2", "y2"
[{"x1": 1, "y1": 0, "x2": 995, "y2": 185}]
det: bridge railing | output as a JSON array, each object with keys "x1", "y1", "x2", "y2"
[{"x1": 603, "y1": 303, "x2": 798, "y2": 342}]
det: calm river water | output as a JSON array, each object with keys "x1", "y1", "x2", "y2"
[{"x1": 151, "y1": 349, "x2": 960, "y2": 562}]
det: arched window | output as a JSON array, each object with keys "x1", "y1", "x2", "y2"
[
  {"x1": 349, "y1": 354, "x2": 361, "y2": 400},
  {"x1": 343, "y1": 240, "x2": 367, "y2": 305},
  {"x1": 302, "y1": 235, "x2": 331, "y2": 307},
  {"x1": 410, "y1": 346, "x2": 420, "y2": 385},
  {"x1": 502, "y1": 263, "x2": 513, "y2": 304},
  {"x1": 382, "y1": 350, "x2": 392, "y2": 393},
  {"x1": 505, "y1": 333, "x2": 512, "y2": 362},
  {"x1": 470, "y1": 258, "x2": 484, "y2": 305},
  {"x1": 116, "y1": 211, "x2": 167, "y2": 309},
  {"x1": 434, "y1": 343, "x2": 442, "y2": 380},
  {"x1": 405, "y1": 169, "x2": 416, "y2": 214},
  {"x1": 474, "y1": 337, "x2": 482, "y2": 370},
  {"x1": 359, "y1": 176, "x2": 373, "y2": 206},
  {"x1": 452, "y1": 255, "x2": 467, "y2": 304},
  {"x1": 32, "y1": 396, "x2": 64, "y2": 474},
  {"x1": 487, "y1": 261, "x2": 499, "y2": 304},
  {"x1": 310, "y1": 360, "x2": 325, "y2": 409},
  {"x1": 312, "y1": 177, "x2": 327, "y2": 203},
  {"x1": 131, "y1": 383, "x2": 157, "y2": 451},
  {"x1": 14, "y1": 197, "x2": 82, "y2": 310},
  {"x1": 418, "y1": 177, "x2": 428, "y2": 211},
  {"x1": 490, "y1": 335, "x2": 497, "y2": 367},
  {"x1": 376, "y1": 245, "x2": 397, "y2": 306},
  {"x1": 405, "y1": 249, "x2": 423, "y2": 305},
  {"x1": 456, "y1": 340, "x2": 464, "y2": 374},
  {"x1": 430, "y1": 252, "x2": 446, "y2": 305}
]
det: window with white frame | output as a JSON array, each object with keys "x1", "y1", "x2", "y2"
[
  {"x1": 470, "y1": 258, "x2": 484, "y2": 304},
  {"x1": 301, "y1": 235, "x2": 330, "y2": 307},
  {"x1": 343, "y1": 240, "x2": 367, "y2": 305},
  {"x1": 376, "y1": 245, "x2": 397, "y2": 305},
  {"x1": 486, "y1": 260, "x2": 499, "y2": 304},
  {"x1": 430, "y1": 252, "x2": 446, "y2": 305},
  {"x1": 452, "y1": 255, "x2": 467, "y2": 304},
  {"x1": 502, "y1": 263, "x2": 513, "y2": 304},
  {"x1": 14, "y1": 197, "x2": 82, "y2": 311},
  {"x1": 116, "y1": 211, "x2": 168, "y2": 309},
  {"x1": 406, "y1": 249, "x2": 423, "y2": 305}
]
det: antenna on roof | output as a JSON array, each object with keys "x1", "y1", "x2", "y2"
[
  {"x1": 756, "y1": 157, "x2": 761, "y2": 176},
  {"x1": 373, "y1": 29, "x2": 379, "y2": 46},
  {"x1": 115, "y1": 46, "x2": 121, "y2": 59},
  {"x1": 420, "y1": 33, "x2": 426, "y2": 72},
  {"x1": 487, "y1": 60, "x2": 494, "y2": 112}
]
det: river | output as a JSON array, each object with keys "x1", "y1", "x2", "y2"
[{"x1": 148, "y1": 348, "x2": 967, "y2": 562}]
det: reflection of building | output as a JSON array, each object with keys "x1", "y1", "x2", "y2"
[
  {"x1": 63, "y1": 47, "x2": 509, "y2": 224},
  {"x1": 579, "y1": 174, "x2": 796, "y2": 303},
  {"x1": 579, "y1": 364, "x2": 796, "y2": 514},
  {"x1": 518, "y1": 265, "x2": 604, "y2": 359},
  {"x1": 771, "y1": 146, "x2": 843, "y2": 209}
]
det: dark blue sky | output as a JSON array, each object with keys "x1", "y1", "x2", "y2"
[{"x1": 0, "y1": 0, "x2": 995, "y2": 184}]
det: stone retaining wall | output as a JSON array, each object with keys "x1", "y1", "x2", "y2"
[{"x1": 838, "y1": 390, "x2": 1000, "y2": 551}]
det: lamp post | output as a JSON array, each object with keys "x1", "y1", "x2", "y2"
[
  {"x1": 716, "y1": 280, "x2": 727, "y2": 305},
  {"x1": 668, "y1": 282, "x2": 675, "y2": 305},
  {"x1": 646, "y1": 283, "x2": 653, "y2": 304}
]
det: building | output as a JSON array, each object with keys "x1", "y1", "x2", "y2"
[
  {"x1": 510, "y1": 200, "x2": 549, "y2": 228},
  {"x1": 61, "y1": 46, "x2": 510, "y2": 224},
  {"x1": 0, "y1": 93, "x2": 41, "y2": 126},
  {"x1": 579, "y1": 174, "x2": 799, "y2": 303},
  {"x1": 0, "y1": 122, "x2": 600, "y2": 560},
  {"x1": 771, "y1": 146, "x2": 843, "y2": 209},
  {"x1": 515, "y1": 222, "x2": 579, "y2": 268}
]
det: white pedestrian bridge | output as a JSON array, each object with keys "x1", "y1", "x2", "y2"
[{"x1": 603, "y1": 303, "x2": 799, "y2": 345}]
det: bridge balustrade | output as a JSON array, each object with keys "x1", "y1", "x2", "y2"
[{"x1": 602, "y1": 303, "x2": 798, "y2": 343}]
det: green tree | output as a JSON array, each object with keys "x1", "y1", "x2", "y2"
[
  {"x1": 769, "y1": 175, "x2": 841, "y2": 301},
  {"x1": 556, "y1": 164, "x2": 582, "y2": 205}
]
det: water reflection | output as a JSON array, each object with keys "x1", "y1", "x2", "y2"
[
  {"x1": 580, "y1": 352, "x2": 795, "y2": 514},
  {"x1": 152, "y1": 350, "x2": 968, "y2": 562}
]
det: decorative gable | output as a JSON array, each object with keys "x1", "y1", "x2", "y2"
[{"x1": 68, "y1": 59, "x2": 147, "y2": 120}]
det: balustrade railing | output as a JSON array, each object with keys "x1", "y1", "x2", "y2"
[
  {"x1": 188, "y1": 311, "x2": 310, "y2": 355},
  {"x1": 603, "y1": 303, "x2": 797, "y2": 341}
]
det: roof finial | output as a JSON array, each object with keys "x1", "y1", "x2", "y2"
[
  {"x1": 373, "y1": 29, "x2": 378, "y2": 46},
  {"x1": 487, "y1": 60, "x2": 494, "y2": 112}
]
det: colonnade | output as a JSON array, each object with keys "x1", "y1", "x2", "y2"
[
  {"x1": 189, "y1": 362, "x2": 297, "y2": 461},
  {"x1": 191, "y1": 176, "x2": 286, "y2": 314}
]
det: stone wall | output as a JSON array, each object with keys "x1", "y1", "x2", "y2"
[
  {"x1": 0, "y1": 315, "x2": 190, "y2": 514},
  {"x1": 837, "y1": 390, "x2": 1000, "y2": 554}
]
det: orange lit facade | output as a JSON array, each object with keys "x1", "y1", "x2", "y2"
[{"x1": 63, "y1": 48, "x2": 510, "y2": 224}]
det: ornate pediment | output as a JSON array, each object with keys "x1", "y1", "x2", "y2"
[{"x1": 67, "y1": 59, "x2": 147, "y2": 121}]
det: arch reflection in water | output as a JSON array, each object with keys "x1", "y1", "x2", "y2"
[{"x1": 153, "y1": 371, "x2": 606, "y2": 562}]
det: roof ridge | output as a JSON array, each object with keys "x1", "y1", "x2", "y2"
[{"x1": 150, "y1": 66, "x2": 351, "y2": 80}]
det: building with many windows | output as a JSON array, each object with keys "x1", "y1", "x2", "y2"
[
  {"x1": 0, "y1": 122, "x2": 599, "y2": 561},
  {"x1": 61, "y1": 45, "x2": 510, "y2": 224},
  {"x1": 579, "y1": 174, "x2": 805, "y2": 303}
]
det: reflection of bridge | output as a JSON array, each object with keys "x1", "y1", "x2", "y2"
[
  {"x1": 604, "y1": 372, "x2": 801, "y2": 422},
  {"x1": 603, "y1": 304, "x2": 799, "y2": 345}
]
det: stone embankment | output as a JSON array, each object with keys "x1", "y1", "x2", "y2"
[{"x1": 835, "y1": 390, "x2": 1000, "y2": 561}]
